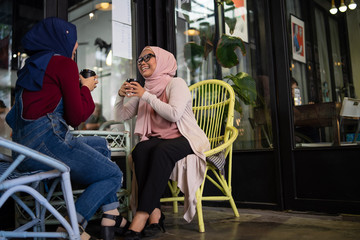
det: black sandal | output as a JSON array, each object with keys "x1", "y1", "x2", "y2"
[{"x1": 101, "y1": 214, "x2": 131, "y2": 240}]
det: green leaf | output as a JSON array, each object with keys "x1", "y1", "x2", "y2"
[
  {"x1": 216, "y1": 34, "x2": 246, "y2": 68},
  {"x1": 184, "y1": 42, "x2": 204, "y2": 73},
  {"x1": 199, "y1": 22, "x2": 213, "y2": 42},
  {"x1": 224, "y1": 72, "x2": 257, "y2": 106},
  {"x1": 181, "y1": 2, "x2": 191, "y2": 23},
  {"x1": 234, "y1": 99, "x2": 243, "y2": 114},
  {"x1": 224, "y1": 0, "x2": 234, "y2": 5},
  {"x1": 181, "y1": 2, "x2": 191, "y2": 11},
  {"x1": 199, "y1": 22, "x2": 214, "y2": 59},
  {"x1": 225, "y1": 17, "x2": 237, "y2": 35}
]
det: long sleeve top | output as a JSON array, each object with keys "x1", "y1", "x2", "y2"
[
  {"x1": 115, "y1": 77, "x2": 210, "y2": 222},
  {"x1": 22, "y1": 55, "x2": 94, "y2": 127}
]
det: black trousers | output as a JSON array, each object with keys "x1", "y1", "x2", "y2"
[{"x1": 131, "y1": 136, "x2": 194, "y2": 214}]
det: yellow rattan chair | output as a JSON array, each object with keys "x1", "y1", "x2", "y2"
[{"x1": 160, "y1": 79, "x2": 239, "y2": 232}]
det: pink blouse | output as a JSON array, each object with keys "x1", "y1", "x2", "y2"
[{"x1": 148, "y1": 91, "x2": 182, "y2": 139}]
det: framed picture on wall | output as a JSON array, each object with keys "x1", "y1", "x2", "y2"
[{"x1": 291, "y1": 15, "x2": 306, "y2": 63}]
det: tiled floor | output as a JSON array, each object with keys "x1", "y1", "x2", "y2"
[{"x1": 87, "y1": 205, "x2": 360, "y2": 240}]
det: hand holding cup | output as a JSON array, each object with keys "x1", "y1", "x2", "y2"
[
  {"x1": 80, "y1": 69, "x2": 98, "y2": 91},
  {"x1": 118, "y1": 78, "x2": 144, "y2": 97}
]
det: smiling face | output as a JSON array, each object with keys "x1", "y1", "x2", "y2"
[{"x1": 137, "y1": 49, "x2": 157, "y2": 78}]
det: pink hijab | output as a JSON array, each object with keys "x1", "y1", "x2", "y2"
[{"x1": 134, "y1": 46, "x2": 177, "y2": 140}]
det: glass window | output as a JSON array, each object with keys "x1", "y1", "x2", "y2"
[
  {"x1": 0, "y1": 0, "x2": 44, "y2": 154},
  {"x1": 175, "y1": 0, "x2": 273, "y2": 150},
  {"x1": 175, "y1": 0, "x2": 217, "y2": 85},
  {"x1": 288, "y1": 0, "x2": 360, "y2": 147},
  {"x1": 68, "y1": 1, "x2": 136, "y2": 129},
  {"x1": 0, "y1": 0, "x2": 14, "y2": 155},
  {"x1": 0, "y1": 12, "x2": 12, "y2": 108},
  {"x1": 329, "y1": 17, "x2": 344, "y2": 100}
]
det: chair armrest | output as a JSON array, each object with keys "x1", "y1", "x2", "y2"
[
  {"x1": 204, "y1": 126, "x2": 238, "y2": 157},
  {"x1": 0, "y1": 137, "x2": 69, "y2": 173}
]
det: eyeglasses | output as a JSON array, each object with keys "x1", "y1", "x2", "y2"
[{"x1": 137, "y1": 53, "x2": 155, "y2": 65}]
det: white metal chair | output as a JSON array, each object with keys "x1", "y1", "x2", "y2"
[
  {"x1": 11, "y1": 121, "x2": 132, "y2": 228},
  {"x1": 0, "y1": 137, "x2": 80, "y2": 240},
  {"x1": 71, "y1": 120, "x2": 131, "y2": 187},
  {"x1": 71, "y1": 120, "x2": 132, "y2": 217}
]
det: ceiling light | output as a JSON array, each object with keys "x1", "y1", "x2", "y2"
[
  {"x1": 349, "y1": 0, "x2": 357, "y2": 10},
  {"x1": 184, "y1": 28, "x2": 200, "y2": 36},
  {"x1": 330, "y1": 0, "x2": 338, "y2": 14},
  {"x1": 339, "y1": 0, "x2": 348, "y2": 12},
  {"x1": 95, "y1": 2, "x2": 112, "y2": 11},
  {"x1": 330, "y1": 7, "x2": 338, "y2": 14}
]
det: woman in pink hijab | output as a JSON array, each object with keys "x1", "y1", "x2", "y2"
[{"x1": 115, "y1": 46, "x2": 209, "y2": 240}]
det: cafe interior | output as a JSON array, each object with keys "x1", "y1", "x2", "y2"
[{"x1": 0, "y1": 0, "x2": 359, "y2": 234}]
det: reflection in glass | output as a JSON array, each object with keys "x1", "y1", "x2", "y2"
[
  {"x1": 69, "y1": 3, "x2": 135, "y2": 121},
  {"x1": 315, "y1": 8, "x2": 333, "y2": 103},
  {"x1": 222, "y1": 1, "x2": 273, "y2": 150},
  {"x1": 329, "y1": 18, "x2": 345, "y2": 102},
  {"x1": 175, "y1": 0, "x2": 216, "y2": 85},
  {"x1": 175, "y1": 0, "x2": 273, "y2": 150},
  {"x1": 288, "y1": 1, "x2": 360, "y2": 147}
]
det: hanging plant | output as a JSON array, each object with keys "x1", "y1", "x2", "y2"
[
  {"x1": 216, "y1": 34, "x2": 246, "y2": 68},
  {"x1": 184, "y1": 42, "x2": 204, "y2": 75},
  {"x1": 199, "y1": 22, "x2": 214, "y2": 59}
]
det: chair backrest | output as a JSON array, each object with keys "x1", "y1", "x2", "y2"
[
  {"x1": 0, "y1": 138, "x2": 69, "y2": 182},
  {"x1": 189, "y1": 79, "x2": 236, "y2": 156},
  {"x1": 0, "y1": 137, "x2": 80, "y2": 239}
]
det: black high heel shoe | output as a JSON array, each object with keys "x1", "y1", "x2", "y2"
[
  {"x1": 124, "y1": 229, "x2": 143, "y2": 240},
  {"x1": 101, "y1": 214, "x2": 131, "y2": 240},
  {"x1": 144, "y1": 212, "x2": 165, "y2": 237}
]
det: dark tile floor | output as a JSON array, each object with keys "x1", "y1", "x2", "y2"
[{"x1": 87, "y1": 205, "x2": 360, "y2": 240}]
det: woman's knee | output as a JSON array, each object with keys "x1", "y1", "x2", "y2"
[
  {"x1": 110, "y1": 163, "x2": 123, "y2": 184},
  {"x1": 131, "y1": 141, "x2": 146, "y2": 158},
  {"x1": 131, "y1": 142, "x2": 150, "y2": 165}
]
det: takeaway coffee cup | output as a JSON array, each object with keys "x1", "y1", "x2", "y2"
[
  {"x1": 125, "y1": 78, "x2": 137, "y2": 96},
  {"x1": 126, "y1": 78, "x2": 137, "y2": 83},
  {"x1": 80, "y1": 69, "x2": 96, "y2": 78}
]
